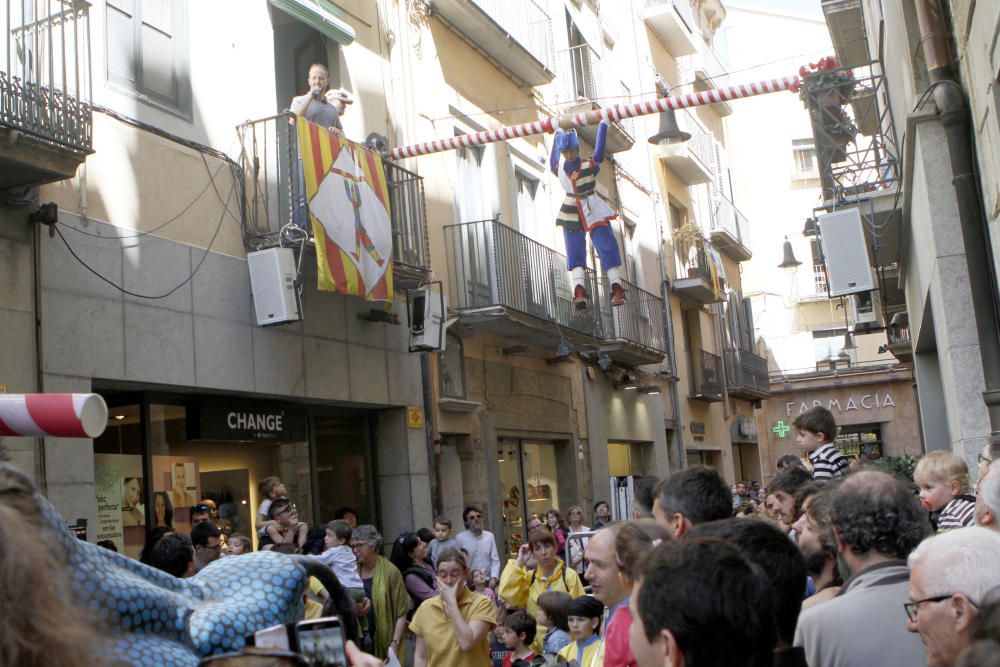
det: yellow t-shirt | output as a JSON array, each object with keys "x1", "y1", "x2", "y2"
[
  {"x1": 559, "y1": 635, "x2": 601, "y2": 667},
  {"x1": 409, "y1": 591, "x2": 496, "y2": 667}
]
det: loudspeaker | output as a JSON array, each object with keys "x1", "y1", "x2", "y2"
[
  {"x1": 248, "y1": 248, "x2": 300, "y2": 326},
  {"x1": 407, "y1": 282, "x2": 445, "y2": 352},
  {"x1": 817, "y1": 208, "x2": 874, "y2": 296}
]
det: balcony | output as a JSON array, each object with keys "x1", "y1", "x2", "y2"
[
  {"x1": 558, "y1": 43, "x2": 635, "y2": 154},
  {"x1": 429, "y1": 0, "x2": 555, "y2": 87},
  {"x1": 709, "y1": 196, "x2": 751, "y2": 261},
  {"x1": 596, "y1": 279, "x2": 667, "y2": 366},
  {"x1": 689, "y1": 349, "x2": 724, "y2": 402},
  {"x1": 673, "y1": 239, "x2": 725, "y2": 305},
  {"x1": 444, "y1": 219, "x2": 668, "y2": 363},
  {"x1": 237, "y1": 113, "x2": 430, "y2": 289},
  {"x1": 641, "y1": 0, "x2": 701, "y2": 57},
  {"x1": 802, "y1": 62, "x2": 901, "y2": 265},
  {"x1": 0, "y1": 0, "x2": 92, "y2": 189},
  {"x1": 884, "y1": 311, "x2": 912, "y2": 365},
  {"x1": 693, "y1": 41, "x2": 732, "y2": 116},
  {"x1": 821, "y1": 0, "x2": 869, "y2": 68},
  {"x1": 651, "y1": 109, "x2": 714, "y2": 185},
  {"x1": 724, "y1": 348, "x2": 770, "y2": 400}
]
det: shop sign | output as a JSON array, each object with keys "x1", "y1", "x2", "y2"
[
  {"x1": 189, "y1": 400, "x2": 307, "y2": 442},
  {"x1": 690, "y1": 421, "x2": 706, "y2": 435},
  {"x1": 407, "y1": 406, "x2": 424, "y2": 429},
  {"x1": 731, "y1": 415, "x2": 758, "y2": 444},
  {"x1": 784, "y1": 393, "x2": 895, "y2": 417}
]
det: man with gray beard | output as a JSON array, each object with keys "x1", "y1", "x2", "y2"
[{"x1": 794, "y1": 471, "x2": 929, "y2": 667}]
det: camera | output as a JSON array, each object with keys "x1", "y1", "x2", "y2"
[{"x1": 252, "y1": 616, "x2": 346, "y2": 667}]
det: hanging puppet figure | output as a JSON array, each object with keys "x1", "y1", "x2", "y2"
[{"x1": 550, "y1": 121, "x2": 626, "y2": 309}]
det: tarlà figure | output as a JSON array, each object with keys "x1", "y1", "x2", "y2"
[{"x1": 550, "y1": 121, "x2": 626, "y2": 309}]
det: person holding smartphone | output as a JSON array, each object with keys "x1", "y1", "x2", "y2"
[{"x1": 409, "y1": 548, "x2": 496, "y2": 666}]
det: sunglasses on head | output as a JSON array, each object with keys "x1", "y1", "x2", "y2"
[{"x1": 191, "y1": 504, "x2": 212, "y2": 514}]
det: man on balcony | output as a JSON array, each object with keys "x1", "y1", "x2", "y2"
[
  {"x1": 550, "y1": 122, "x2": 626, "y2": 309},
  {"x1": 290, "y1": 63, "x2": 352, "y2": 133}
]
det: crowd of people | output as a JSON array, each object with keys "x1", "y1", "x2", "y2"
[{"x1": 9, "y1": 403, "x2": 1000, "y2": 666}]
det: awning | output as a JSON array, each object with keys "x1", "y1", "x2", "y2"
[{"x1": 269, "y1": 0, "x2": 355, "y2": 45}]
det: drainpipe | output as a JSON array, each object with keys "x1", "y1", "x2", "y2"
[
  {"x1": 914, "y1": 0, "x2": 1000, "y2": 435},
  {"x1": 655, "y1": 206, "x2": 685, "y2": 471}
]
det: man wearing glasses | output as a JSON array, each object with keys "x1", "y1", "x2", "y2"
[
  {"x1": 794, "y1": 471, "x2": 928, "y2": 667},
  {"x1": 454, "y1": 505, "x2": 501, "y2": 589},
  {"x1": 905, "y1": 527, "x2": 1000, "y2": 667},
  {"x1": 191, "y1": 521, "x2": 223, "y2": 573}
]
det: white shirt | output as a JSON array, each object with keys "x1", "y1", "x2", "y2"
[{"x1": 454, "y1": 529, "x2": 501, "y2": 579}]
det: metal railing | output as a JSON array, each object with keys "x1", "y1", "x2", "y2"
[
  {"x1": 470, "y1": 0, "x2": 554, "y2": 71},
  {"x1": 710, "y1": 195, "x2": 751, "y2": 250},
  {"x1": 237, "y1": 113, "x2": 430, "y2": 272},
  {"x1": 887, "y1": 312, "x2": 910, "y2": 346},
  {"x1": 444, "y1": 219, "x2": 607, "y2": 339},
  {"x1": 675, "y1": 238, "x2": 720, "y2": 285},
  {"x1": 596, "y1": 279, "x2": 668, "y2": 353},
  {"x1": 690, "y1": 349, "x2": 724, "y2": 400},
  {"x1": 800, "y1": 61, "x2": 900, "y2": 204},
  {"x1": 724, "y1": 348, "x2": 769, "y2": 396},
  {"x1": 1, "y1": 0, "x2": 92, "y2": 152}
]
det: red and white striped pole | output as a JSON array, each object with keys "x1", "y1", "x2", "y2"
[
  {"x1": 389, "y1": 75, "x2": 800, "y2": 160},
  {"x1": 0, "y1": 393, "x2": 108, "y2": 438}
]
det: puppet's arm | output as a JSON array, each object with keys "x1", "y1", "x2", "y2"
[
  {"x1": 550, "y1": 131, "x2": 563, "y2": 175},
  {"x1": 593, "y1": 121, "x2": 609, "y2": 164}
]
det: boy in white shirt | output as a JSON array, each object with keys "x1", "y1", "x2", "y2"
[{"x1": 314, "y1": 519, "x2": 367, "y2": 626}]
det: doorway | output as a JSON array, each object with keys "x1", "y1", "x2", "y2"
[{"x1": 496, "y1": 440, "x2": 564, "y2": 558}]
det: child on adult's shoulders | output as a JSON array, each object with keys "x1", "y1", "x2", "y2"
[
  {"x1": 914, "y1": 450, "x2": 977, "y2": 531},
  {"x1": 793, "y1": 406, "x2": 850, "y2": 480}
]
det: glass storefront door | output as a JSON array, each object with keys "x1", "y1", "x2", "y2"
[{"x1": 497, "y1": 439, "x2": 562, "y2": 558}]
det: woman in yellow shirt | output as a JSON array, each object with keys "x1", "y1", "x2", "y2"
[
  {"x1": 558, "y1": 595, "x2": 604, "y2": 667},
  {"x1": 409, "y1": 548, "x2": 496, "y2": 667}
]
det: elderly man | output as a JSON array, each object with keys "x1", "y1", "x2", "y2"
[
  {"x1": 794, "y1": 470, "x2": 928, "y2": 667},
  {"x1": 582, "y1": 523, "x2": 635, "y2": 666},
  {"x1": 906, "y1": 527, "x2": 1000, "y2": 667},
  {"x1": 975, "y1": 459, "x2": 1000, "y2": 531},
  {"x1": 629, "y1": 539, "x2": 776, "y2": 667},
  {"x1": 289, "y1": 63, "x2": 352, "y2": 132},
  {"x1": 651, "y1": 466, "x2": 732, "y2": 539}
]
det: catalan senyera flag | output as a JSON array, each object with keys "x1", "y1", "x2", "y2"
[{"x1": 296, "y1": 116, "x2": 393, "y2": 301}]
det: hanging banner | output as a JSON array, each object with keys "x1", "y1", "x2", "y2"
[{"x1": 296, "y1": 117, "x2": 394, "y2": 301}]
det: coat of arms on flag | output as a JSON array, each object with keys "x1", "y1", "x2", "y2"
[{"x1": 296, "y1": 117, "x2": 394, "y2": 301}]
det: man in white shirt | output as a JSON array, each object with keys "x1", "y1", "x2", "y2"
[{"x1": 454, "y1": 505, "x2": 501, "y2": 588}]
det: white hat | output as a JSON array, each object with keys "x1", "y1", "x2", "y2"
[{"x1": 330, "y1": 88, "x2": 353, "y2": 104}]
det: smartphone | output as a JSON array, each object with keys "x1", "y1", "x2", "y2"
[{"x1": 293, "y1": 617, "x2": 347, "y2": 667}]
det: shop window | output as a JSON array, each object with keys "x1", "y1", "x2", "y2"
[
  {"x1": 607, "y1": 441, "x2": 652, "y2": 477},
  {"x1": 93, "y1": 401, "x2": 145, "y2": 559},
  {"x1": 314, "y1": 415, "x2": 375, "y2": 526},
  {"x1": 440, "y1": 332, "x2": 466, "y2": 399},
  {"x1": 835, "y1": 424, "x2": 883, "y2": 462},
  {"x1": 498, "y1": 440, "x2": 563, "y2": 558}
]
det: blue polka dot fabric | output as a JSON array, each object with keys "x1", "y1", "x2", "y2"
[{"x1": 25, "y1": 469, "x2": 320, "y2": 667}]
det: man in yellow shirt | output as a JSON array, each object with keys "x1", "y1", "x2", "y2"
[{"x1": 498, "y1": 528, "x2": 585, "y2": 651}]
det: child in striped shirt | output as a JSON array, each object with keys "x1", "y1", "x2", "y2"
[
  {"x1": 913, "y1": 451, "x2": 976, "y2": 532},
  {"x1": 793, "y1": 406, "x2": 851, "y2": 480}
]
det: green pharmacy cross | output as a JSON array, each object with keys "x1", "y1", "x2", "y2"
[{"x1": 772, "y1": 420, "x2": 792, "y2": 438}]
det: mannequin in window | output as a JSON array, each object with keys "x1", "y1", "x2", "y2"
[{"x1": 549, "y1": 122, "x2": 626, "y2": 309}]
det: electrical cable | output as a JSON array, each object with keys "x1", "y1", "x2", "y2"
[{"x1": 52, "y1": 179, "x2": 235, "y2": 300}]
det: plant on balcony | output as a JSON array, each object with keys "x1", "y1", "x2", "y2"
[
  {"x1": 791, "y1": 56, "x2": 857, "y2": 107},
  {"x1": 671, "y1": 222, "x2": 706, "y2": 276}
]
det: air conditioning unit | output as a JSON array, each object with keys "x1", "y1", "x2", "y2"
[
  {"x1": 407, "y1": 283, "x2": 445, "y2": 352},
  {"x1": 818, "y1": 208, "x2": 875, "y2": 296},
  {"x1": 850, "y1": 290, "x2": 883, "y2": 329},
  {"x1": 248, "y1": 247, "x2": 300, "y2": 326}
]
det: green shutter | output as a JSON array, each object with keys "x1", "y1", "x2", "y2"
[{"x1": 269, "y1": 0, "x2": 355, "y2": 45}]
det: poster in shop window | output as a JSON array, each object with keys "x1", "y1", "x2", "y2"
[{"x1": 93, "y1": 453, "x2": 145, "y2": 558}]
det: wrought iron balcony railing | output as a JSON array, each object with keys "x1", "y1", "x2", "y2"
[
  {"x1": 444, "y1": 219, "x2": 668, "y2": 358},
  {"x1": 237, "y1": 113, "x2": 430, "y2": 279},
  {"x1": 724, "y1": 348, "x2": 770, "y2": 399},
  {"x1": 1, "y1": 0, "x2": 92, "y2": 155},
  {"x1": 800, "y1": 61, "x2": 900, "y2": 205},
  {"x1": 596, "y1": 278, "x2": 668, "y2": 355},
  {"x1": 445, "y1": 219, "x2": 607, "y2": 339},
  {"x1": 709, "y1": 195, "x2": 751, "y2": 260},
  {"x1": 690, "y1": 349, "x2": 724, "y2": 401},
  {"x1": 470, "y1": 0, "x2": 554, "y2": 72}
]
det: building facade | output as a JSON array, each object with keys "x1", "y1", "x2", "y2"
[{"x1": 0, "y1": 0, "x2": 766, "y2": 553}]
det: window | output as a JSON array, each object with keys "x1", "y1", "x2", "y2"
[
  {"x1": 622, "y1": 214, "x2": 638, "y2": 282},
  {"x1": 107, "y1": 0, "x2": 191, "y2": 117},
  {"x1": 792, "y1": 139, "x2": 818, "y2": 175},
  {"x1": 812, "y1": 328, "x2": 848, "y2": 366},
  {"x1": 811, "y1": 238, "x2": 828, "y2": 294},
  {"x1": 440, "y1": 332, "x2": 466, "y2": 399},
  {"x1": 514, "y1": 169, "x2": 540, "y2": 237}
]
